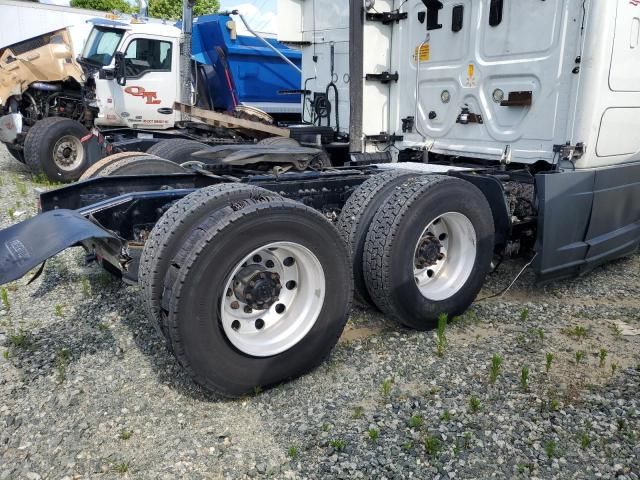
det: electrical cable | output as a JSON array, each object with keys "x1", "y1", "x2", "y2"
[{"x1": 475, "y1": 254, "x2": 538, "y2": 303}]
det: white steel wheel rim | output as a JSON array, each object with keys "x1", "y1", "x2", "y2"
[
  {"x1": 413, "y1": 212, "x2": 477, "y2": 301},
  {"x1": 220, "y1": 242, "x2": 326, "y2": 357},
  {"x1": 53, "y1": 135, "x2": 84, "y2": 172}
]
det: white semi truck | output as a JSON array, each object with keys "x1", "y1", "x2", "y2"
[{"x1": 0, "y1": 0, "x2": 638, "y2": 397}]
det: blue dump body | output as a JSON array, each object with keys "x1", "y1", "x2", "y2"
[{"x1": 190, "y1": 14, "x2": 301, "y2": 114}]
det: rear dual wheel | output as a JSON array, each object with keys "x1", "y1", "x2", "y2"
[{"x1": 141, "y1": 187, "x2": 352, "y2": 397}]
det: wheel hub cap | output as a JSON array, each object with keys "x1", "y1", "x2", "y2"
[
  {"x1": 233, "y1": 265, "x2": 282, "y2": 310},
  {"x1": 416, "y1": 234, "x2": 443, "y2": 269}
]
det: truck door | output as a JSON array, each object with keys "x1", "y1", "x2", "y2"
[
  {"x1": 97, "y1": 35, "x2": 178, "y2": 130},
  {"x1": 391, "y1": 0, "x2": 583, "y2": 163}
]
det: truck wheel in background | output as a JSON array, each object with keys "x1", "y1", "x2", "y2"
[
  {"x1": 23, "y1": 117, "x2": 92, "y2": 182},
  {"x1": 79, "y1": 152, "x2": 153, "y2": 180},
  {"x1": 336, "y1": 171, "x2": 418, "y2": 308},
  {"x1": 363, "y1": 176, "x2": 495, "y2": 330},
  {"x1": 161, "y1": 198, "x2": 352, "y2": 397},
  {"x1": 139, "y1": 184, "x2": 281, "y2": 343},
  {"x1": 98, "y1": 156, "x2": 187, "y2": 176},
  {"x1": 258, "y1": 137, "x2": 300, "y2": 147},
  {"x1": 146, "y1": 139, "x2": 212, "y2": 165}
]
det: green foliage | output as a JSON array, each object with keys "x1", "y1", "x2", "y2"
[
  {"x1": 468, "y1": 396, "x2": 481, "y2": 413},
  {"x1": 599, "y1": 348, "x2": 608, "y2": 368},
  {"x1": 575, "y1": 350, "x2": 585, "y2": 365},
  {"x1": 148, "y1": 0, "x2": 219, "y2": 20},
  {"x1": 367, "y1": 428, "x2": 380, "y2": 442},
  {"x1": 287, "y1": 446, "x2": 298, "y2": 459},
  {"x1": 329, "y1": 438, "x2": 346, "y2": 451},
  {"x1": 408, "y1": 414, "x2": 424, "y2": 429},
  {"x1": 119, "y1": 429, "x2": 133, "y2": 440},
  {"x1": 8, "y1": 331, "x2": 32, "y2": 350},
  {"x1": 423, "y1": 435, "x2": 442, "y2": 458},
  {"x1": 55, "y1": 348, "x2": 71, "y2": 383},
  {"x1": 520, "y1": 366, "x2": 529, "y2": 391},
  {"x1": 440, "y1": 410, "x2": 451, "y2": 422},
  {"x1": 580, "y1": 432, "x2": 591, "y2": 449},
  {"x1": 519, "y1": 308, "x2": 529, "y2": 322},
  {"x1": 71, "y1": 0, "x2": 135, "y2": 14},
  {"x1": 352, "y1": 406, "x2": 364, "y2": 419},
  {"x1": 543, "y1": 440, "x2": 557, "y2": 459},
  {"x1": 1, "y1": 288, "x2": 9, "y2": 310},
  {"x1": 489, "y1": 353, "x2": 503, "y2": 384},
  {"x1": 381, "y1": 378, "x2": 394, "y2": 398},
  {"x1": 545, "y1": 352, "x2": 554, "y2": 373}
]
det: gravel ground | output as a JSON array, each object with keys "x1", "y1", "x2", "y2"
[{"x1": 0, "y1": 145, "x2": 639, "y2": 480}]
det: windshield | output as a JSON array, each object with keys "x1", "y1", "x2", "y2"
[{"x1": 81, "y1": 27, "x2": 125, "y2": 66}]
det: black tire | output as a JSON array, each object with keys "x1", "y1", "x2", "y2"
[
  {"x1": 161, "y1": 199, "x2": 353, "y2": 397},
  {"x1": 336, "y1": 171, "x2": 418, "y2": 307},
  {"x1": 146, "y1": 139, "x2": 211, "y2": 164},
  {"x1": 79, "y1": 152, "x2": 152, "y2": 180},
  {"x1": 258, "y1": 137, "x2": 300, "y2": 147},
  {"x1": 23, "y1": 117, "x2": 91, "y2": 182},
  {"x1": 363, "y1": 175, "x2": 495, "y2": 330},
  {"x1": 139, "y1": 184, "x2": 281, "y2": 342},
  {"x1": 99, "y1": 156, "x2": 187, "y2": 176}
]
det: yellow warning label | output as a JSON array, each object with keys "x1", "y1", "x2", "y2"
[{"x1": 414, "y1": 44, "x2": 430, "y2": 63}]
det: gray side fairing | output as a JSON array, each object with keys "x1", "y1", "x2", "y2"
[
  {"x1": 535, "y1": 162, "x2": 640, "y2": 283},
  {"x1": 0, "y1": 210, "x2": 122, "y2": 285}
]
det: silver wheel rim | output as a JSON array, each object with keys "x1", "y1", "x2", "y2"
[
  {"x1": 221, "y1": 242, "x2": 326, "y2": 357},
  {"x1": 413, "y1": 212, "x2": 477, "y2": 301},
  {"x1": 52, "y1": 135, "x2": 84, "y2": 172}
]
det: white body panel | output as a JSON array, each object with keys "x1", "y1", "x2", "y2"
[
  {"x1": 0, "y1": 0, "x2": 100, "y2": 53},
  {"x1": 293, "y1": 0, "x2": 640, "y2": 169}
]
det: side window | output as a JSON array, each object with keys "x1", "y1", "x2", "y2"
[{"x1": 124, "y1": 38, "x2": 172, "y2": 78}]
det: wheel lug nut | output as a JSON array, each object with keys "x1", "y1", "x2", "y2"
[
  {"x1": 244, "y1": 306, "x2": 253, "y2": 313},
  {"x1": 231, "y1": 301, "x2": 240, "y2": 309}
]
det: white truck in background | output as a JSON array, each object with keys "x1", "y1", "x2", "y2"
[{"x1": 0, "y1": 0, "x2": 107, "y2": 50}]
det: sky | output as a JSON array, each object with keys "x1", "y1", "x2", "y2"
[{"x1": 220, "y1": 0, "x2": 278, "y2": 35}]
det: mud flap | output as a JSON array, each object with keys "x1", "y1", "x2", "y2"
[{"x1": 0, "y1": 210, "x2": 122, "y2": 285}]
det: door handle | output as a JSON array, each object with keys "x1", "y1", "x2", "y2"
[{"x1": 157, "y1": 108, "x2": 173, "y2": 115}]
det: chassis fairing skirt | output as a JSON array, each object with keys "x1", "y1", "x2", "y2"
[{"x1": 0, "y1": 210, "x2": 122, "y2": 285}]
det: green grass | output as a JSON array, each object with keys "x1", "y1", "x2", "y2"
[
  {"x1": 97, "y1": 323, "x2": 110, "y2": 331},
  {"x1": 8, "y1": 331, "x2": 32, "y2": 350},
  {"x1": 367, "y1": 428, "x2": 380, "y2": 442},
  {"x1": 30, "y1": 172, "x2": 62, "y2": 187},
  {"x1": 408, "y1": 414, "x2": 424, "y2": 429},
  {"x1": 611, "y1": 363, "x2": 618, "y2": 376},
  {"x1": 119, "y1": 429, "x2": 133, "y2": 440},
  {"x1": 55, "y1": 348, "x2": 71, "y2": 384},
  {"x1": 579, "y1": 432, "x2": 591, "y2": 449},
  {"x1": 545, "y1": 352, "x2": 554, "y2": 373},
  {"x1": 381, "y1": 378, "x2": 394, "y2": 398},
  {"x1": 435, "y1": 313, "x2": 448, "y2": 357},
  {"x1": 329, "y1": 438, "x2": 346, "y2": 452},
  {"x1": 423, "y1": 435, "x2": 442, "y2": 458},
  {"x1": 520, "y1": 366, "x2": 530, "y2": 391},
  {"x1": 352, "y1": 406, "x2": 364, "y2": 419},
  {"x1": 287, "y1": 446, "x2": 298, "y2": 459},
  {"x1": 489, "y1": 353, "x2": 503, "y2": 384},
  {"x1": 441, "y1": 410, "x2": 452, "y2": 422},
  {"x1": 562, "y1": 325, "x2": 588, "y2": 340},
  {"x1": 81, "y1": 277, "x2": 91, "y2": 298},
  {"x1": 599, "y1": 348, "x2": 608, "y2": 368},
  {"x1": 468, "y1": 396, "x2": 481, "y2": 414},
  {"x1": 14, "y1": 180, "x2": 27, "y2": 196},
  {"x1": 519, "y1": 308, "x2": 529, "y2": 322},
  {"x1": 543, "y1": 440, "x2": 557, "y2": 459},
  {"x1": 54, "y1": 304, "x2": 64, "y2": 317},
  {"x1": 575, "y1": 350, "x2": 585, "y2": 365},
  {"x1": 7, "y1": 207, "x2": 15, "y2": 221},
  {"x1": 112, "y1": 461, "x2": 130, "y2": 474},
  {"x1": 1, "y1": 287, "x2": 9, "y2": 310}
]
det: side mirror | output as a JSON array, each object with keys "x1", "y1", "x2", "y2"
[{"x1": 114, "y1": 52, "x2": 127, "y2": 86}]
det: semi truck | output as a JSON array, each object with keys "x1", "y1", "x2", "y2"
[
  {"x1": 0, "y1": 0, "x2": 638, "y2": 397},
  {"x1": 0, "y1": 10, "x2": 303, "y2": 181}
]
